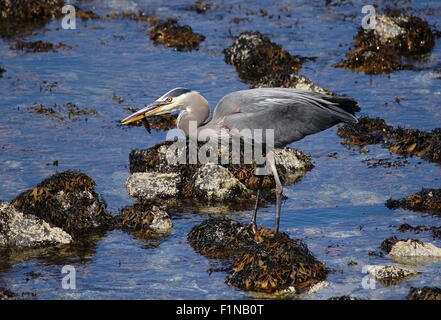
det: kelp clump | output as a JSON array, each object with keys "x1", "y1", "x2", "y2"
[
  {"x1": 334, "y1": 13, "x2": 435, "y2": 74},
  {"x1": 224, "y1": 31, "x2": 302, "y2": 87},
  {"x1": 0, "y1": 0, "x2": 65, "y2": 38},
  {"x1": 149, "y1": 18, "x2": 205, "y2": 51},
  {"x1": 407, "y1": 287, "x2": 441, "y2": 300},
  {"x1": 11, "y1": 171, "x2": 113, "y2": 238},
  {"x1": 188, "y1": 218, "x2": 328, "y2": 294},
  {"x1": 386, "y1": 188, "x2": 441, "y2": 216},
  {"x1": 118, "y1": 203, "x2": 172, "y2": 238},
  {"x1": 337, "y1": 117, "x2": 441, "y2": 163},
  {"x1": 226, "y1": 232, "x2": 329, "y2": 293}
]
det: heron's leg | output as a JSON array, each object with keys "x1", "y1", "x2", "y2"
[
  {"x1": 266, "y1": 151, "x2": 283, "y2": 233},
  {"x1": 250, "y1": 175, "x2": 264, "y2": 232}
]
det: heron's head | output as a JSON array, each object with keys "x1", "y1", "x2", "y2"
[{"x1": 121, "y1": 87, "x2": 202, "y2": 125}]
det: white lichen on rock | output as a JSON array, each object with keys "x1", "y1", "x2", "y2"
[
  {"x1": 125, "y1": 172, "x2": 181, "y2": 202},
  {"x1": 0, "y1": 201, "x2": 72, "y2": 248}
]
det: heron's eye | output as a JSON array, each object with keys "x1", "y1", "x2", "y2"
[{"x1": 166, "y1": 97, "x2": 173, "y2": 103}]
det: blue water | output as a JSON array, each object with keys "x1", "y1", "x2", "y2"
[{"x1": 1, "y1": 0, "x2": 441, "y2": 299}]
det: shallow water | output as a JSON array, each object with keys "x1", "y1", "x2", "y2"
[{"x1": 1, "y1": 0, "x2": 441, "y2": 299}]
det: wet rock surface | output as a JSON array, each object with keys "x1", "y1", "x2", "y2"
[
  {"x1": 223, "y1": 32, "x2": 331, "y2": 93},
  {"x1": 127, "y1": 140, "x2": 313, "y2": 203},
  {"x1": 224, "y1": 31, "x2": 302, "y2": 86},
  {"x1": 118, "y1": 204, "x2": 172, "y2": 238},
  {"x1": 0, "y1": 201, "x2": 72, "y2": 248},
  {"x1": 187, "y1": 217, "x2": 257, "y2": 260},
  {"x1": 0, "y1": 0, "x2": 64, "y2": 38},
  {"x1": 382, "y1": 238, "x2": 441, "y2": 258},
  {"x1": 0, "y1": 287, "x2": 16, "y2": 300},
  {"x1": 188, "y1": 217, "x2": 328, "y2": 293},
  {"x1": 334, "y1": 12, "x2": 435, "y2": 74},
  {"x1": 337, "y1": 116, "x2": 441, "y2": 163},
  {"x1": 149, "y1": 18, "x2": 205, "y2": 51},
  {"x1": 125, "y1": 172, "x2": 181, "y2": 202},
  {"x1": 366, "y1": 265, "x2": 419, "y2": 286},
  {"x1": 407, "y1": 287, "x2": 441, "y2": 300},
  {"x1": 386, "y1": 189, "x2": 441, "y2": 216},
  {"x1": 11, "y1": 171, "x2": 114, "y2": 238}
]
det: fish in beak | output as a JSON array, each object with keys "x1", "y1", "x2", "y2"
[{"x1": 121, "y1": 101, "x2": 166, "y2": 125}]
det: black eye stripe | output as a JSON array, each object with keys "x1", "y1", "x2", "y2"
[{"x1": 166, "y1": 88, "x2": 191, "y2": 98}]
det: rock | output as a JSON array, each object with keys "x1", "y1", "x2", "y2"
[
  {"x1": 187, "y1": 217, "x2": 258, "y2": 260},
  {"x1": 366, "y1": 265, "x2": 419, "y2": 286},
  {"x1": 127, "y1": 141, "x2": 313, "y2": 203},
  {"x1": 125, "y1": 172, "x2": 181, "y2": 202},
  {"x1": 389, "y1": 239, "x2": 441, "y2": 257},
  {"x1": 185, "y1": 0, "x2": 219, "y2": 14},
  {"x1": 407, "y1": 287, "x2": 441, "y2": 300},
  {"x1": 380, "y1": 236, "x2": 400, "y2": 253},
  {"x1": 327, "y1": 296, "x2": 362, "y2": 300},
  {"x1": 306, "y1": 281, "x2": 330, "y2": 295},
  {"x1": 254, "y1": 74, "x2": 332, "y2": 95},
  {"x1": 119, "y1": 203, "x2": 172, "y2": 238},
  {"x1": 0, "y1": 201, "x2": 72, "y2": 248},
  {"x1": 337, "y1": 116, "x2": 441, "y2": 163},
  {"x1": 11, "y1": 171, "x2": 114, "y2": 238},
  {"x1": 0, "y1": 66, "x2": 5, "y2": 78},
  {"x1": 224, "y1": 31, "x2": 309, "y2": 88},
  {"x1": 334, "y1": 13, "x2": 435, "y2": 74},
  {"x1": 0, "y1": 287, "x2": 16, "y2": 300},
  {"x1": 0, "y1": 0, "x2": 65, "y2": 38},
  {"x1": 226, "y1": 231, "x2": 329, "y2": 293},
  {"x1": 386, "y1": 189, "x2": 441, "y2": 216},
  {"x1": 149, "y1": 18, "x2": 205, "y2": 51},
  {"x1": 188, "y1": 217, "x2": 328, "y2": 293},
  {"x1": 194, "y1": 163, "x2": 250, "y2": 200},
  {"x1": 397, "y1": 223, "x2": 429, "y2": 233}
]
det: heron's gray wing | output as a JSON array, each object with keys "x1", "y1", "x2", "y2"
[{"x1": 214, "y1": 88, "x2": 359, "y2": 147}]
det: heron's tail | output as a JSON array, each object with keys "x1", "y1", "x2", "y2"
[{"x1": 323, "y1": 95, "x2": 360, "y2": 123}]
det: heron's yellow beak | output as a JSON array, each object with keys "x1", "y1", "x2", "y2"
[{"x1": 121, "y1": 102, "x2": 166, "y2": 125}]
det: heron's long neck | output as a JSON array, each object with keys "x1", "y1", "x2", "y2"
[{"x1": 177, "y1": 97, "x2": 210, "y2": 137}]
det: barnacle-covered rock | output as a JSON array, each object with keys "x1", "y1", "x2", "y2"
[
  {"x1": 389, "y1": 239, "x2": 441, "y2": 258},
  {"x1": 334, "y1": 13, "x2": 435, "y2": 74},
  {"x1": 366, "y1": 265, "x2": 419, "y2": 286},
  {"x1": 127, "y1": 140, "x2": 313, "y2": 203},
  {"x1": 11, "y1": 171, "x2": 114, "y2": 238},
  {"x1": 0, "y1": 201, "x2": 72, "y2": 248},
  {"x1": 407, "y1": 287, "x2": 441, "y2": 300},
  {"x1": 187, "y1": 217, "x2": 258, "y2": 260},
  {"x1": 125, "y1": 172, "x2": 181, "y2": 202},
  {"x1": 337, "y1": 117, "x2": 441, "y2": 163},
  {"x1": 386, "y1": 189, "x2": 441, "y2": 216},
  {"x1": 149, "y1": 18, "x2": 205, "y2": 51},
  {"x1": 0, "y1": 0, "x2": 65, "y2": 38},
  {"x1": 119, "y1": 203, "x2": 172, "y2": 238}
]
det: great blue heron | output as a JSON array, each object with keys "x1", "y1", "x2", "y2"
[{"x1": 121, "y1": 87, "x2": 360, "y2": 232}]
